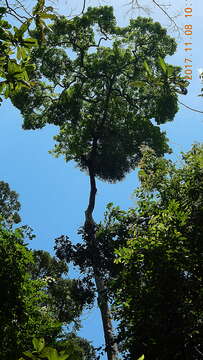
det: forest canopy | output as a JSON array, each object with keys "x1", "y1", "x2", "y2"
[
  {"x1": 0, "y1": 1, "x2": 202, "y2": 360},
  {"x1": 11, "y1": 6, "x2": 187, "y2": 182}
]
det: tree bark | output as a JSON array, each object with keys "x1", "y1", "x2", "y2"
[{"x1": 84, "y1": 165, "x2": 118, "y2": 360}]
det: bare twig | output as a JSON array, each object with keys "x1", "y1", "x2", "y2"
[
  {"x1": 68, "y1": 0, "x2": 87, "y2": 17},
  {"x1": 5, "y1": 0, "x2": 29, "y2": 21},
  {"x1": 151, "y1": 0, "x2": 180, "y2": 33},
  {"x1": 15, "y1": 0, "x2": 32, "y2": 17},
  {"x1": 127, "y1": 0, "x2": 151, "y2": 14},
  {"x1": 178, "y1": 101, "x2": 203, "y2": 114},
  {"x1": 127, "y1": 0, "x2": 181, "y2": 36}
]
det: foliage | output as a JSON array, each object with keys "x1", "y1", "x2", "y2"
[
  {"x1": 0, "y1": 224, "x2": 36, "y2": 359},
  {"x1": 11, "y1": 9, "x2": 187, "y2": 182},
  {"x1": 19, "y1": 336, "x2": 97, "y2": 360},
  {"x1": 0, "y1": 0, "x2": 55, "y2": 101},
  {"x1": 0, "y1": 180, "x2": 36, "y2": 241},
  {"x1": 111, "y1": 144, "x2": 203, "y2": 359},
  {"x1": 0, "y1": 222, "x2": 95, "y2": 359},
  {"x1": 53, "y1": 333, "x2": 97, "y2": 360},
  {"x1": 30, "y1": 249, "x2": 68, "y2": 279},
  {"x1": 0, "y1": 180, "x2": 21, "y2": 226},
  {"x1": 19, "y1": 337, "x2": 70, "y2": 360},
  {"x1": 30, "y1": 249, "x2": 95, "y2": 322},
  {"x1": 54, "y1": 207, "x2": 133, "y2": 296}
]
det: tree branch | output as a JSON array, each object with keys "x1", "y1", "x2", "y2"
[
  {"x1": 81, "y1": 0, "x2": 86, "y2": 14},
  {"x1": 5, "y1": 0, "x2": 29, "y2": 21},
  {"x1": 178, "y1": 101, "x2": 203, "y2": 114},
  {"x1": 15, "y1": 0, "x2": 32, "y2": 17},
  {"x1": 127, "y1": 0, "x2": 181, "y2": 35}
]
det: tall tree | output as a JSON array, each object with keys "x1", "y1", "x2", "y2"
[
  {"x1": 11, "y1": 6, "x2": 187, "y2": 360},
  {"x1": 109, "y1": 144, "x2": 203, "y2": 360}
]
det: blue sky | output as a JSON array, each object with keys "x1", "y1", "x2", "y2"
[{"x1": 0, "y1": 0, "x2": 203, "y2": 355}]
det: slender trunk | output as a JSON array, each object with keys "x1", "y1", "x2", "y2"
[
  {"x1": 94, "y1": 276, "x2": 118, "y2": 360},
  {"x1": 84, "y1": 166, "x2": 118, "y2": 360}
]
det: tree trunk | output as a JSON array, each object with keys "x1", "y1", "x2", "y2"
[{"x1": 84, "y1": 166, "x2": 118, "y2": 360}]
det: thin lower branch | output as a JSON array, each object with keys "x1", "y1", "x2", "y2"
[{"x1": 178, "y1": 101, "x2": 203, "y2": 114}]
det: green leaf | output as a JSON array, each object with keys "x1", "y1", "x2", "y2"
[
  {"x1": 166, "y1": 65, "x2": 174, "y2": 76},
  {"x1": 32, "y1": 337, "x2": 45, "y2": 352},
  {"x1": 21, "y1": 47, "x2": 28, "y2": 60},
  {"x1": 137, "y1": 356, "x2": 145, "y2": 360},
  {"x1": 0, "y1": 81, "x2": 6, "y2": 93},
  {"x1": 18, "y1": 19, "x2": 32, "y2": 35},
  {"x1": 23, "y1": 351, "x2": 35, "y2": 359},
  {"x1": 17, "y1": 46, "x2": 22, "y2": 60},
  {"x1": 25, "y1": 64, "x2": 36, "y2": 72},
  {"x1": 4, "y1": 85, "x2": 10, "y2": 98},
  {"x1": 158, "y1": 56, "x2": 167, "y2": 73},
  {"x1": 41, "y1": 347, "x2": 69, "y2": 360},
  {"x1": 37, "y1": 13, "x2": 56, "y2": 20},
  {"x1": 8, "y1": 61, "x2": 22, "y2": 75},
  {"x1": 23, "y1": 38, "x2": 38, "y2": 48},
  {"x1": 143, "y1": 61, "x2": 152, "y2": 76},
  {"x1": 45, "y1": 6, "x2": 54, "y2": 12},
  {"x1": 130, "y1": 81, "x2": 145, "y2": 88}
]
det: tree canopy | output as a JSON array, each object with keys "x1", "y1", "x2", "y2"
[
  {"x1": 109, "y1": 144, "x2": 203, "y2": 359},
  {"x1": 12, "y1": 7, "x2": 187, "y2": 182}
]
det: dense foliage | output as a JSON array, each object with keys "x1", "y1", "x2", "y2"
[
  {"x1": 0, "y1": 180, "x2": 21, "y2": 226},
  {"x1": 0, "y1": 224, "x2": 34, "y2": 359},
  {"x1": 0, "y1": 0, "x2": 55, "y2": 101},
  {"x1": 19, "y1": 336, "x2": 97, "y2": 360},
  {"x1": 110, "y1": 144, "x2": 203, "y2": 359},
  {"x1": 0, "y1": 183, "x2": 96, "y2": 360},
  {"x1": 11, "y1": 7, "x2": 187, "y2": 182}
]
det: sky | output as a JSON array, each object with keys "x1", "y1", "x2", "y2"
[{"x1": 0, "y1": 0, "x2": 203, "y2": 356}]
